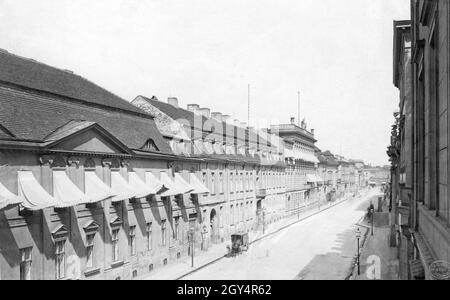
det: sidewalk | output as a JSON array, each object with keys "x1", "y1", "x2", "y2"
[
  {"x1": 140, "y1": 191, "x2": 368, "y2": 280},
  {"x1": 353, "y1": 222, "x2": 399, "y2": 280}
]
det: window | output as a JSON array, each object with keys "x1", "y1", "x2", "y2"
[
  {"x1": 240, "y1": 173, "x2": 244, "y2": 191},
  {"x1": 161, "y1": 220, "x2": 167, "y2": 246},
  {"x1": 20, "y1": 247, "x2": 32, "y2": 280},
  {"x1": 219, "y1": 173, "x2": 224, "y2": 194},
  {"x1": 174, "y1": 217, "x2": 180, "y2": 241},
  {"x1": 129, "y1": 226, "x2": 136, "y2": 256},
  {"x1": 55, "y1": 240, "x2": 66, "y2": 280},
  {"x1": 245, "y1": 172, "x2": 249, "y2": 191},
  {"x1": 146, "y1": 223, "x2": 153, "y2": 251},
  {"x1": 112, "y1": 229, "x2": 120, "y2": 262},
  {"x1": 230, "y1": 173, "x2": 234, "y2": 193},
  {"x1": 211, "y1": 172, "x2": 216, "y2": 194},
  {"x1": 246, "y1": 202, "x2": 250, "y2": 220},
  {"x1": 230, "y1": 205, "x2": 234, "y2": 225},
  {"x1": 86, "y1": 234, "x2": 95, "y2": 269},
  {"x1": 202, "y1": 172, "x2": 207, "y2": 186}
]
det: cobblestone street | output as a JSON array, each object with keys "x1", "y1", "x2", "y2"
[{"x1": 180, "y1": 189, "x2": 381, "y2": 280}]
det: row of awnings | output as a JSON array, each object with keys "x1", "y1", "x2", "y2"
[
  {"x1": 306, "y1": 174, "x2": 324, "y2": 183},
  {"x1": 0, "y1": 170, "x2": 211, "y2": 211},
  {"x1": 285, "y1": 149, "x2": 320, "y2": 164}
]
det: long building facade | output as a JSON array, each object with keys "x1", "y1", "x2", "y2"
[
  {"x1": 0, "y1": 49, "x2": 363, "y2": 280},
  {"x1": 390, "y1": 0, "x2": 450, "y2": 280}
]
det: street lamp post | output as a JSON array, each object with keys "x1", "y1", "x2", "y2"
[
  {"x1": 356, "y1": 228, "x2": 361, "y2": 275},
  {"x1": 189, "y1": 226, "x2": 195, "y2": 268}
]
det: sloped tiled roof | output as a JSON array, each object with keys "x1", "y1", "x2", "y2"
[
  {"x1": 44, "y1": 120, "x2": 96, "y2": 142},
  {"x1": 0, "y1": 50, "x2": 145, "y2": 115},
  {"x1": 321, "y1": 150, "x2": 339, "y2": 166},
  {"x1": 0, "y1": 87, "x2": 172, "y2": 154},
  {"x1": 316, "y1": 152, "x2": 328, "y2": 164},
  {"x1": 0, "y1": 124, "x2": 14, "y2": 138},
  {"x1": 136, "y1": 96, "x2": 208, "y2": 130},
  {"x1": 135, "y1": 96, "x2": 263, "y2": 146}
]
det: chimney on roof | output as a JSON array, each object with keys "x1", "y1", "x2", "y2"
[
  {"x1": 168, "y1": 97, "x2": 179, "y2": 107},
  {"x1": 222, "y1": 115, "x2": 232, "y2": 124},
  {"x1": 290, "y1": 117, "x2": 295, "y2": 124},
  {"x1": 311, "y1": 129, "x2": 315, "y2": 135},
  {"x1": 211, "y1": 112, "x2": 223, "y2": 121},
  {"x1": 198, "y1": 108, "x2": 211, "y2": 118},
  {"x1": 187, "y1": 104, "x2": 200, "y2": 113}
]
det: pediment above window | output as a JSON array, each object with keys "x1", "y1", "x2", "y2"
[
  {"x1": 52, "y1": 224, "x2": 69, "y2": 241},
  {"x1": 110, "y1": 216, "x2": 123, "y2": 228},
  {"x1": 83, "y1": 220, "x2": 100, "y2": 234}
]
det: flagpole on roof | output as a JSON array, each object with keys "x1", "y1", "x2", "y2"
[
  {"x1": 298, "y1": 90, "x2": 300, "y2": 127},
  {"x1": 248, "y1": 84, "x2": 250, "y2": 127}
]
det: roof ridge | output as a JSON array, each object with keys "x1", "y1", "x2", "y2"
[
  {"x1": 0, "y1": 48, "x2": 76, "y2": 75},
  {"x1": 43, "y1": 119, "x2": 95, "y2": 141},
  {"x1": 0, "y1": 123, "x2": 15, "y2": 138},
  {"x1": 0, "y1": 50, "x2": 150, "y2": 116}
]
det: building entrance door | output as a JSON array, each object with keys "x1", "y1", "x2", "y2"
[{"x1": 210, "y1": 209, "x2": 217, "y2": 243}]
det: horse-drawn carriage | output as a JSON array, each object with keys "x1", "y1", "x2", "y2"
[{"x1": 227, "y1": 232, "x2": 249, "y2": 256}]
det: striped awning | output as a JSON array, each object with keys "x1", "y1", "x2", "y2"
[
  {"x1": 173, "y1": 173, "x2": 195, "y2": 194},
  {"x1": 85, "y1": 171, "x2": 116, "y2": 203},
  {"x1": 111, "y1": 172, "x2": 138, "y2": 202},
  {"x1": 18, "y1": 171, "x2": 58, "y2": 210},
  {"x1": 145, "y1": 172, "x2": 164, "y2": 194},
  {"x1": 315, "y1": 175, "x2": 324, "y2": 182},
  {"x1": 159, "y1": 172, "x2": 184, "y2": 197},
  {"x1": 189, "y1": 173, "x2": 210, "y2": 194},
  {"x1": 53, "y1": 170, "x2": 91, "y2": 208},
  {"x1": 0, "y1": 181, "x2": 23, "y2": 210},
  {"x1": 306, "y1": 174, "x2": 318, "y2": 183},
  {"x1": 128, "y1": 172, "x2": 158, "y2": 198}
]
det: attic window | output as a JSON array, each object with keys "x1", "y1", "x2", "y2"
[{"x1": 142, "y1": 139, "x2": 159, "y2": 152}]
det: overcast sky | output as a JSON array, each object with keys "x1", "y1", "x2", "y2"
[{"x1": 0, "y1": 0, "x2": 410, "y2": 166}]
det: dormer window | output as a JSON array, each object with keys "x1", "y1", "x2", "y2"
[{"x1": 142, "y1": 139, "x2": 159, "y2": 152}]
